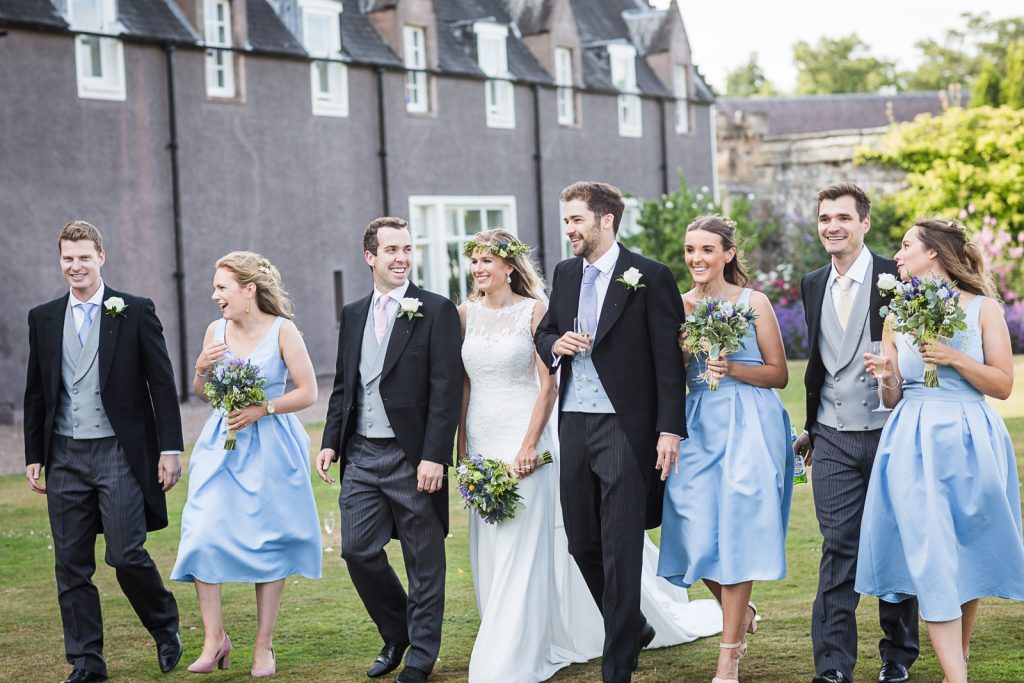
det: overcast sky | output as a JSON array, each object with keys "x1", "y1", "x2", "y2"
[{"x1": 650, "y1": 1, "x2": 1022, "y2": 93}]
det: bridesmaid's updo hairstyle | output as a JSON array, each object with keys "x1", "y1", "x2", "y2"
[
  {"x1": 216, "y1": 251, "x2": 295, "y2": 319},
  {"x1": 464, "y1": 229, "x2": 547, "y2": 303},
  {"x1": 686, "y1": 214, "x2": 749, "y2": 287},
  {"x1": 913, "y1": 219, "x2": 997, "y2": 299}
]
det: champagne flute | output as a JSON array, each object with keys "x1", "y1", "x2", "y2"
[
  {"x1": 870, "y1": 341, "x2": 892, "y2": 413},
  {"x1": 573, "y1": 317, "x2": 591, "y2": 380},
  {"x1": 322, "y1": 510, "x2": 336, "y2": 552}
]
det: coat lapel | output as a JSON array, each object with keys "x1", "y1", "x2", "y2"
[
  {"x1": 804, "y1": 266, "x2": 829, "y2": 359},
  {"x1": 348, "y1": 294, "x2": 372, "y2": 386},
  {"x1": 98, "y1": 288, "x2": 121, "y2": 388},
  {"x1": 381, "y1": 283, "x2": 420, "y2": 380},
  {"x1": 46, "y1": 295, "x2": 69, "y2": 397},
  {"x1": 593, "y1": 245, "x2": 632, "y2": 346}
]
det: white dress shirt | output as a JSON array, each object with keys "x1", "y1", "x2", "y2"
[
  {"x1": 373, "y1": 280, "x2": 411, "y2": 319},
  {"x1": 68, "y1": 281, "x2": 105, "y2": 332},
  {"x1": 579, "y1": 241, "x2": 620, "y2": 330},
  {"x1": 828, "y1": 245, "x2": 872, "y2": 308}
]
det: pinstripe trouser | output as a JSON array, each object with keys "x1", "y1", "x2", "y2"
[
  {"x1": 810, "y1": 424, "x2": 919, "y2": 680},
  {"x1": 46, "y1": 435, "x2": 179, "y2": 677},
  {"x1": 559, "y1": 412, "x2": 648, "y2": 683}
]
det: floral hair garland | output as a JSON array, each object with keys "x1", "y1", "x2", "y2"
[
  {"x1": 258, "y1": 258, "x2": 272, "y2": 274},
  {"x1": 462, "y1": 239, "x2": 532, "y2": 259}
]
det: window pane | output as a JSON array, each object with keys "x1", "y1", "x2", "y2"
[
  {"x1": 464, "y1": 209, "x2": 482, "y2": 234},
  {"x1": 447, "y1": 242, "x2": 463, "y2": 301},
  {"x1": 83, "y1": 37, "x2": 103, "y2": 77},
  {"x1": 486, "y1": 209, "x2": 503, "y2": 229},
  {"x1": 73, "y1": 0, "x2": 102, "y2": 31},
  {"x1": 445, "y1": 208, "x2": 460, "y2": 237},
  {"x1": 413, "y1": 205, "x2": 431, "y2": 240},
  {"x1": 316, "y1": 61, "x2": 330, "y2": 94},
  {"x1": 305, "y1": 15, "x2": 330, "y2": 56},
  {"x1": 415, "y1": 244, "x2": 429, "y2": 288}
]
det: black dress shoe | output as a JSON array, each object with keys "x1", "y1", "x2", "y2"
[
  {"x1": 366, "y1": 641, "x2": 409, "y2": 678},
  {"x1": 812, "y1": 670, "x2": 851, "y2": 683},
  {"x1": 395, "y1": 665, "x2": 429, "y2": 683},
  {"x1": 630, "y1": 622, "x2": 656, "y2": 671},
  {"x1": 60, "y1": 670, "x2": 107, "y2": 683},
  {"x1": 157, "y1": 632, "x2": 183, "y2": 673},
  {"x1": 878, "y1": 660, "x2": 910, "y2": 682}
]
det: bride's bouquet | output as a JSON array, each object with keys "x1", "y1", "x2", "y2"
[
  {"x1": 681, "y1": 297, "x2": 757, "y2": 391},
  {"x1": 876, "y1": 273, "x2": 967, "y2": 388},
  {"x1": 455, "y1": 452, "x2": 554, "y2": 524},
  {"x1": 203, "y1": 358, "x2": 268, "y2": 450}
]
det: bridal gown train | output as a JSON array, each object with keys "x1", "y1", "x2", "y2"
[{"x1": 462, "y1": 299, "x2": 721, "y2": 683}]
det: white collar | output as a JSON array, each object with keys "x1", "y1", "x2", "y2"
[
  {"x1": 69, "y1": 281, "x2": 105, "y2": 308},
  {"x1": 374, "y1": 281, "x2": 410, "y2": 306},
  {"x1": 585, "y1": 241, "x2": 621, "y2": 276},
  {"x1": 829, "y1": 247, "x2": 871, "y2": 285}
]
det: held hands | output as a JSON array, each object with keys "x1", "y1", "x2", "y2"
[
  {"x1": 552, "y1": 331, "x2": 591, "y2": 357},
  {"x1": 417, "y1": 461, "x2": 444, "y2": 493},
  {"x1": 654, "y1": 434, "x2": 680, "y2": 481},
  {"x1": 195, "y1": 341, "x2": 228, "y2": 377},
  {"x1": 315, "y1": 448, "x2": 337, "y2": 484},
  {"x1": 158, "y1": 454, "x2": 181, "y2": 492},
  {"x1": 512, "y1": 446, "x2": 538, "y2": 478},
  {"x1": 25, "y1": 463, "x2": 45, "y2": 494},
  {"x1": 705, "y1": 353, "x2": 730, "y2": 383},
  {"x1": 793, "y1": 432, "x2": 813, "y2": 468},
  {"x1": 227, "y1": 403, "x2": 268, "y2": 432},
  {"x1": 919, "y1": 341, "x2": 960, "y2": 368}
]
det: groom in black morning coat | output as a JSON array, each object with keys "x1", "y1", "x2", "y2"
[
  {"x1": 317, "y1": 217, "x2": 462, "y2": 683},
  {"x1": 536, "y1": 182, "x2": 686, "y2": 683}
]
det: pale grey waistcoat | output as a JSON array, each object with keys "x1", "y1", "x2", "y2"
[
  {"x1": 817, "y1": 263, "x2": 889, "y2": 432},
  {"x1": 54, "y1": 303, "x2": 115, "y2": 439},
  {"x1": 561, "y1": 351, "x2": 616, "y2": 413},
  {"x1": 355, "y1": 299, "x2": 397, "y2": 438}
]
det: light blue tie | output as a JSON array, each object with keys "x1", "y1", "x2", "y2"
[
  {"x1": 579, "y1": 264, "x2": 599, "y2": 329},
  {"x1": 77, "y1": 303, "x2": 97, "y2": 347}
]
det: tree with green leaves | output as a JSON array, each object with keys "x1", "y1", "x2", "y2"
[
  {"x1": 725, "y1": 53, "x2": 780, "y2": 97},
  {"x1": 1002, "y1": 40, "x2": 1024, "y2": 108},
  {"x1": 793, "y1": 34, "x2": 898, "y2": 95}
]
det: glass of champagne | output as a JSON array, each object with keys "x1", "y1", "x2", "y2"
[
  {"x1": 573, "y1": 317, "x2": 591, "y2": 379},
  {"x1": 322, "y1": 510, "x2": 336, "y2": 553},
  {"x1": 870, "y1": 341, "x2": 892, "y2": 413}
]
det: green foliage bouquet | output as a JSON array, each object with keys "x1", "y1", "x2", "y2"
[
  {"x1": 455, "y1": 452, "x2": 554, "y2": 524},
  {"x1": 877, "y1": 273, "x2": 967, "y2": 388},
  {"x1": 203, "y1": 358, "x2": 267, "y2": 449},
  {"x1": 681, "y1": 297, "x2": 757, "y2": 391}
]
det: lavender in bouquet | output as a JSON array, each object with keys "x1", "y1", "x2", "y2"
[
  {"x1": 681, "y1": 297, "x2": 757, "y2": 391},
  {"x1": 455, "y1": 452, "x2": 554, "y2": 524},
  {"x1": 876, "y1": 273, "x2": 967, "y2": 388},
  {"x1": 203, "y1": 358, "x2": 267, "y2": 449}
]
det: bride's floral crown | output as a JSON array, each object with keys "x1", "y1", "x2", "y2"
[{"x1": 462, "y1": 239, "x2": 532, "y2": 259}]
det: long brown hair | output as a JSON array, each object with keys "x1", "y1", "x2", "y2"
[
  {"x1": 914, "y1": 219, "x2": 997, "y2": 299},
  {"x1": 686, "y1": 214, "x2": 749, "y2": 286},
  {"x1": 464, "y1": 230, "x2": 547, "y2": 302},
  {"x1": 215, "y1": 251, "x2": 295, "y2": 319}
]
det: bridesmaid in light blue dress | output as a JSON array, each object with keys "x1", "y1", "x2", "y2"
[
  {"x1": 172, "y1": 252, "x2": 321, "y2": 677},
  {"x1": 658, "y1": 215, "x2": 793, "y2": 683},
  {"x1": 857, "y1": 220, "x2": 1024, "y2": 683}
]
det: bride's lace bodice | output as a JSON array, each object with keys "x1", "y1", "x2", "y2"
[{"x1": 462, "y1": 298, "x2": 542, "y2": 462}]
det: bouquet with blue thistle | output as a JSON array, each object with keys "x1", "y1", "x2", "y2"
[
  {"x1": 203, "y1": 358, "x2": 268, "y2": 449},
  {"x1": 681, "y1": 297, "x2": 757, "y2": 390},
  {"x1": 876, "y1": 273, "x2": 967, "y2": 388},
  {"x1": 455, "y1": 452, "x2": 554, "y2": 524}
]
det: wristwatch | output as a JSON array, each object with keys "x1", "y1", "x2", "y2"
[{"x1": 265, "y1": 401, "x2": 276, "y2": 415}]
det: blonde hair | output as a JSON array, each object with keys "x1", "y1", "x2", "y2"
[
  {"x1": 215, "y1": 251, "x2": 295, "y2": 319},
  {"x1": 914, "y1": 219, "x2": 998, "y2": 299},
  {"x1": 59, "y1": 220, "x2": 104, "y2": 254},
  {"x1": 464, "y1": 230, "x2": 547, "y2": 302}
]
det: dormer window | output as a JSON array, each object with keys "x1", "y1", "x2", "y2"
[
  {"x1": 674, "y1": 64, "x2": 690, "y2": 134},
  {"x1": 554, "y1": 47, "x2": 575, "y2": 126},
  {"x1": 68, "y1": 0, "x2": 126, "y2": 101},
  {"x1": 403, "y1": 25, "x2": 429, "y2": 113},
  {"x1": 608, "y1": 43, "x2": 641, "y2": 137},
  {"x1": 301, "y1": 0, "x2": 347, "y2": 117},
  {"x1": 204, "y1": 0, "x2": 235, "y2": 98},
  {"x1": 474, "y1": 22, "x2": 514, "y2": 129}
]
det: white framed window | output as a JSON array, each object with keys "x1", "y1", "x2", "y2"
[
  {"x1": 301, "y1": 0, "x2": 347, "y2": 117},
  {"x1": 560, "y1": 197, "x2": 641, "y2": 260},
  {"x1": 403, "y1": 25, "x2": 429, "y2": 113},
  {"x1": 204, "y1": 0, "x2": 235, "y2": 98},
  {"x1": 68, "y1": 0, "x2": 126, "y2": 101},
  {"x1": 474, "y1": 22, "x2": 514, "y2": 129},
  {"x1": 409, "y1": 196, "x2": 518, "y2": 301},
  {"x1": 674, "y1": 64, "x2": 690, "y2": 134},
  {"x1": 554, "y1": 46, "x2": 575, "y2": 126},
  {"x1": 608, "y1": 43, "x2": 641, "y2": 138}
]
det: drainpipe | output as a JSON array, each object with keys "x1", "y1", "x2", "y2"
[
  {"x1": 658, "y1": 97, "x2": 669, "y2": 196},
  {"x1": 164, "y1": 44, "x2": 189, "y2": 402},
  {"x1": 531, "y1": 83, "x2": 547, "y2": 272},
  {"x1": 375, "y1": 66, "x2": 390, "y2": 216}
]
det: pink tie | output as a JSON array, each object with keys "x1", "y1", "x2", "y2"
[{"x1": 374, "y1": 295, "x2": 390, "y2": 343}]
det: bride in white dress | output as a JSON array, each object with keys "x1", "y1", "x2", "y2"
[{"x1": 458, "y1": 231, "x2": 721, "y2": 683}]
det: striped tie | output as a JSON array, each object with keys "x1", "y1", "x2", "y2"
[
  {"x1": 77, "y1": 303, "x2": 97, "y2": 347},
  {"x1": 579, "y1": 265, "x2": 599, "y2": 328}
]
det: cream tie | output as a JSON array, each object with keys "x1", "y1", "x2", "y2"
[{"x1": 835, "y1": 275, "x2": 854, "y2": 330}]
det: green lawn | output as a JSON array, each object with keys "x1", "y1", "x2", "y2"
[{"x1": 2, "y1": 360, "x2": 1023, "y2": 682}]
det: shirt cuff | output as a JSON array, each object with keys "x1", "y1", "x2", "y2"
[
  {"x1": 551, "y1": 354, "x2": 561, "y2": 368},
  {"x1": 659, "y1": 432, "x2": 681, "y2": 440},
  {"x1": 160, "y1": 450, "x2": 181, "y2": 456}
]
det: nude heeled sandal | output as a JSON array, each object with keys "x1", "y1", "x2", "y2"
[{"x1": 711, "y1": 641, "x2": 743, "y2": 683}]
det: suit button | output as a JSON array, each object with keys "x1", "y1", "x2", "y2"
[
  {"x1": 836, "y1": 402, "x2": 842, "y2": 407},
  {"x1": 859, "y1": 375, "x2": 866, "y2": 382},
  {"x1": 861, "y1": 400, "x2": 868, "y2": 406},
  {"x1": 591, "y1": 401, "x2": 597, "y2": 407},
  {"x1": 95, "y1": 424, "x2": 100, "y2": 428},
  {"x1": 95, "y1": 407, "x2": 100, "y2": 411},
  {"x1": 367, "y1": 422, "x2": 373, "y2": 428},
  {"x1": 367, "y1": 407, "x2": 373, "y2": 413},
  {"x1": 72, "y1": 389, "x2": 79, "y2": 395},
  {"x1": 835, "y1": 375, "x2": 840, "y2": 382},
  {"x1": 592, "y1": 387, "x2": 598, "y2": 393},
  {"x1": 864, "y1": 425, "x2": 869, "y2": 429},
  {"x1": 73, "y1": 405, "x2": 78, "y2": 411},
  {"x1": 366, "y1": 390, "x2": 373, "y2": 396},
  {"x1": 838, "y1": 423, "x2": 845, "y2": 428},
  {"x1": 74, "y1": 422, "x2": 79, "y2": 428},
  {"x1": 94, "y1": 390, "x2": 99, "y2": 395}
]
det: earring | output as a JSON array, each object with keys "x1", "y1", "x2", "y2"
[
  {"x1": 246, "y1": 301, "x2": 251, "y2": 314},
  {"x1": 506, "y1": 273, "x2": 512, "y2": 284}
]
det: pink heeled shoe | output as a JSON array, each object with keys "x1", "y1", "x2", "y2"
[
  {"x1": 187, "y1": 634, "x2": 232, "y2": 673},
  {"x1": 251, "y1": 648, "x2": 276, "y2": 678}
]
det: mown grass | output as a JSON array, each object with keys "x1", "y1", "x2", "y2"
[{"x1": 1, "y1": 360, "x2": 1022, "y2": 682}]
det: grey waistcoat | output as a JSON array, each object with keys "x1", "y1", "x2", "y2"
[
  {"x1": 355, "y1": 300, "x2": 397, "y2": 438},
  {"x1": 54, "y1": 303, "x2": 115, "y2": 439},
  {"x1": 817, "y1": 263, "x2": 889, "y2": 432}
]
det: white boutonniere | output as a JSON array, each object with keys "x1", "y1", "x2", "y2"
[
  {"x1": 616, "y1": 267, "x2": 646, "y2": 291},
  {"x1": 103, "y1": 296, "x2": 128, "y2": 318},
  {"x1": 876, "y1": 273, "x2": 899, "y2": 291},
  {"x1": 397, "y1": 297, "x2": 424, "y2": 320}
]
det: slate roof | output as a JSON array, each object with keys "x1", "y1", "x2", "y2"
[
  {"x1": 247, "y1": 0, "x2": 305, "y2": 56},
  {"x1": 118, "y1": 0, "x2": 200, "y2": 43},
  {"x1": 504, "y1": 0, "x2": 552, "y2": 36},
  {"x1": 362, "y1": 0, "x2": 396, "y2": 10},
  {"x1": 0, "y1": 0, "x2": 68, "y2": 30},
  {"x1": 339, "y1": 0, "x2": 401, "y2": 66},
  {"x1": 693, "y1": 68, "x2": 714, "y2": 103},
  {"x1": 621, "y1": 7, "x2": 665, "y2": 55},
  {"x1": 717, "y1": 91, "x2": 949, "y2": 137}
]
